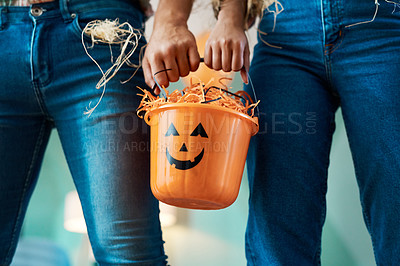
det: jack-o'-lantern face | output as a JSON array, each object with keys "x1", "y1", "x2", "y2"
[{"x1": 165, "y1": 122, "x2": 208, "y2": 170}]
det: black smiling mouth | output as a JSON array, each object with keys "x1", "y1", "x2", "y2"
[{"x1": 166, "y1": 148, "x2": 204, "y2": 170}]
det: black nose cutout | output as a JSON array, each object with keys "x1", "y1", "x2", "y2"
[{"x1": 179, "y1": 143, "x2": 188, "y2": 152}]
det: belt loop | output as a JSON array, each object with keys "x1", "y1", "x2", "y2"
[
  {"x1": 59, "y1": 0, "x2": 73, "y2": 23},
  {"x1": 0, "y1": 7, "x2": 8, "y2": 31}
]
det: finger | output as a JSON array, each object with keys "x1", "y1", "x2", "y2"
[
  {"x1": 240, "y1": 67, "x2": 248, "y2": 85},
  {"x1": 221, "y1": 41, "x2": 232, "y2": 72},
  {"x1": 204, "y1": 41, "x2": 212, "y2": 68},
  {"x1": 241, "y1": 46, "x2": 250, "y2": 84},
  {"x1": 164, "y1": 57, "x2": 180, "y2": 83},
  {"x1": 142, "y1": 57, "x2": 155, "y2": 88},
  {"x1": 152, "y1": 83, "x2": 160, "y2": 95},
  {"x1": 244, "y1": 45, "x2": 250, "y2": 74},
  {"x1": 152, "y1": 58, "x2": 169, "y2": 88},
  {"x1": 231, "y1": 42, "x2": 244, "y2": 72},
  {"x1": 176, "y1": 48, "x2": 190, "y2": 77},
  {"x1": 212, "y1": 45, "x2": 222, "y2": 71},
  {"x1": 188, "y1": 45, "x2": 200, "y2": 72}
]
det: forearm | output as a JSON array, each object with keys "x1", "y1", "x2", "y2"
[
  {"x1": 153, "y1": 0, "x2": 195, "y2": 29},
  {"x1": 206, "y1": 0, "x2": 249, "y2": 82},
  {"x1": 217, "y1": 0, "x2": 246, "y2": 29}
]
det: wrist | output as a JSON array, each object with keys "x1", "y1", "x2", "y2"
[
  {"x1": 218, "y1": 11, "x2": 245, "y2": 29},
  {"x1": 154, "y1": 11, "x2": 188, "y2": 28},
  {"x1": 216, "y1": 0, "x2": 246, "y2": 29},
  {"x1": 153, "y1": 0, "x2": 193, "y2": 28}
]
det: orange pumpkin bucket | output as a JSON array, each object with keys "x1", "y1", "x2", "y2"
[{"x1": 144, "y1": 101, "x2": 259, "y2": 210}]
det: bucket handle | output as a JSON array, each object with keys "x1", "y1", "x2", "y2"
[
  {"x1": 246, "y1": 70, "x2": 260, "y2": 118},
  {"x1": 152, "y1": 69, "x2": 170, "y2": 99},
  {"x1": 151, "y1": 58, "x2": 260, "y2": 118}
]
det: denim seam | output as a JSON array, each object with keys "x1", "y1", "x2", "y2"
[
  {"x1": 315, "y1": 247, "x2": 322, "y2": 266},
  {"x1": 319, "y1": 0, "x2": 327, "y2": 59},
  {"x1": 324, "y1": 28, "x2": 345, "y2": 55},
  {"x1": 0, "y1": 8, "x2": 3, "y2": 30},
  {"x1": 245, "y1": 163, "x2": 257, "y2": 266},
  {"x1": 30, "y1": 17, "x2": 51, "y2": 118},
  {"x1": 315, "y1": 188, "x2": 327, "y2": 265},
  {"x1": 245, "y1": 236, "x2": 257, "y2": 266},
  {"x1": 3, "y1": 120, "x2": 47, "y2": 264},
  {"x1": 37, "y1": 35, "x2": 53, "y2": 88},
  {"x1": 323, "y1": 56, "x2": 332, "y2": 87},
  {"x1": 319, "y1": 0, "x2": 333, "y2": 89},
  {"x1": 0, "y1": 7, "x2": 8, "y2": 30},
  {"x1": 59, "y1": 0, "x2": 73, "y2": 23},
  {"x1": 315, "y1": 112, "x2": 336, "y2": 265},
  {"x1": 29, "y1": 11, "x2": 53, "y2": 116},
  {"x1": 32, "y1": 81, "x2": 51, "y2": 118},
  {"x1": 324, "y1": 0, "x2": 345, "y2": 56},
  {"x1": 29, "y1": 15, "x2": 37, "y2": 81}
]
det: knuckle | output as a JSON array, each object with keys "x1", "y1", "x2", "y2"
[
  {"x1": 222, "y1": 66, "x2": 230, "y2": 72},
  {"x1": 163, "y1": 45, "x2": 175, "y2": 55},
  {"x1": 232, "y1": 58, "x2": 243, "y2": 71},
  {"x1": 156, "y1": 74, "x2": 168, "y2": 84},
  {"x1": 232, "y1": 65, "x2": 241, "y2": 72},
  {"x1": 168, "y1": 71, "x2": 179, "y2": 82},
  {"x1": 181, "y1": 68, "x2": 190, "y2": 77},
  {"x1": 208, "y1": 39, "x2": 218, "y2": 47},
  {"x1": 157, "y1": 43, "x2": 175, "y2": 56},
  {"x1": 182, "y1": 39, "x2": 193, "y2": 48},
  {"x1": 233, "y1": 41, "x2": 243, "y2": 50},
  {"x1": 213, "y1": 64, "x2": 222, "y2": 71},
  {"x1": 149, "y1": 53, "x2": 160, "y2": 63},
  {"x1": 175, "y1": 42, "x2": 185, "y2": 50},
  {"x1": 170, "y1": 77, "x2": 179, "y2": 83},
  {"x1": 169, "y1": 75, "x2": 179, "y2": 83},
  {"x1": 218, "y1": 39, "x2": 227, "y2": 46},
  {"x1": 190, "y1": 60, "x2": 200, "y2": 71}
]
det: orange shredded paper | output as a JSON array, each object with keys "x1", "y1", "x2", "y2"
[{"x1": 137, "y1": 77, "x2": 260, "y2": 119}]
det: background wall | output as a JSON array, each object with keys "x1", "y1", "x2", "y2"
[{"x1": 16, "y1": 1, "x2": 376, "y2": 265}]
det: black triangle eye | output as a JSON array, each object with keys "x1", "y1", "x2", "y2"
[
  {"x1": 165, "y1": 123, "x2": 179, "y2": 136},
  {"x1": 190, "y1": 123, "x2": 208, "y2": 138}
]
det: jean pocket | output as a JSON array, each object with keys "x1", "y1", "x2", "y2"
[{"x1": 69, "y1": 7, "x2": 144, "y2": 46}]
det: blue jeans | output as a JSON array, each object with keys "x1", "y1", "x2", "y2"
[
  {"x1": 0, "y1": 0, "x2": 167, "y2": 265},
  {"x1": 245, "y1": 0, "x2": 400, "y2": 265}
]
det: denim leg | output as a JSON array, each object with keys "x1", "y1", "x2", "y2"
[
  {"x1": 246, "y1": 0, "x2": 400, "y2": 264},
  {"x1": 338, "y1": 72, "x2": 400, "y2": 266},
  {"x1": 55, "y1": 108, "x2": 166, "y2": 265},
  {"x1": 245, "y1": 43, "x2": 339, "y2": 265},
  {"x1": 244, "y1": 0, "x2": 341, "y2": 264},
  {"x1": 0, "y1": 117, "x2": 52, "y2": 265},
  {"x1": 331, "y1": 8, "x2": 400, "y2": 264},
  {"x1": 32, "y1": 3, "x2": 167, "y2": 264},
  {"x1": 52, "y1": 72, "x2": 166, "y2": 265},
  {"x1": 0, "y1": 10, "x2": 52, "y2": 263}
]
